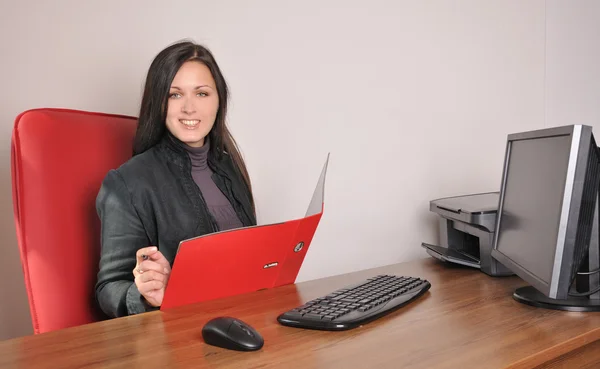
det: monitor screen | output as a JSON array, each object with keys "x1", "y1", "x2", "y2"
[{"x1": 495, "y1": 134, "x2": 572, "y2": 289}]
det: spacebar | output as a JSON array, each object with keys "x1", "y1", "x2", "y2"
[{"x1": 303, "y1": 313, "x2": 325, "y2": 320}]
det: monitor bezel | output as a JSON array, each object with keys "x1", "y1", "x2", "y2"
[{"x1": 491, "y1": 125, "x2": 593, "y2": 299}]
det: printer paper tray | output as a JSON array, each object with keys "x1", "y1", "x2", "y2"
[{"x1": 421, "y1": 243, "x2": 481, "y2": 269}]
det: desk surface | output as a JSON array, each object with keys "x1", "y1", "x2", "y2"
[{"x1": 2, "y1": 258, "x2": 600, "y2": 369}]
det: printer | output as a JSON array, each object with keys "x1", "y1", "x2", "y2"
[{"x1": 421, "y1": 192, "x2": 513, "y2": 277}]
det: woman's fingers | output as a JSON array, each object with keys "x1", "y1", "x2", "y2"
[
  {"x1": 137, "y1": 270, "x2": 167, "y2": 285},
  {"x1": 148, "y1": 250, "x2": 171, "y2": 271},
  {"x1": 133, "y1": 246, "x2": 170, "y2": 306},
  {"x1": 137, "y1": 260, "x2": 169, "y2": 275},
  {"x1": 137, "y1": 280, "x2": 164, "y2": 294}
]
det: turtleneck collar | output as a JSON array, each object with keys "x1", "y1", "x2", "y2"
[{"x1": 182, "y1": 136, "x2": 210, "y2": 170}]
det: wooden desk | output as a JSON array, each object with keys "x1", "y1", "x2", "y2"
[{"x1": 2, "y1": 258, "x2": 600, "y2": 369}]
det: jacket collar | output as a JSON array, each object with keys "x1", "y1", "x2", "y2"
[
  {"x1": 157, "y1": 131, "x2": 231, "y2": 179},
  {"x1": 156, "y1": 132, "x2": 188, "y2": 168}
]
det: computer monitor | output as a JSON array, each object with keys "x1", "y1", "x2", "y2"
[{"x1": 491, "y1": 124, "x2": 600, "y2": 311}]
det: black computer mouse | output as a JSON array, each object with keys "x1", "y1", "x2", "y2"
[{"x1": 201, "y1": 317, "x2": 264, "y2": 351}]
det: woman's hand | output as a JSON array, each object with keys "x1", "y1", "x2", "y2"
[{"x1": 133, "y1": 246, "x2": 171, "y2": 307}]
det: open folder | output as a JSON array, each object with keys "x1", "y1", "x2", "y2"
[{"x1": 160, "y1": 154, "x2": 330, "y2": 310}]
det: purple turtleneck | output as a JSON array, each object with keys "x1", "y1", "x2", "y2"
[{"x1": 183, "y1": 139, "x2": 243, "y2": 231}]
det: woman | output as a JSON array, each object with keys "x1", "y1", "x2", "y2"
[{"x1": 95, "y1": 41, "x2": 256, "y2": 318}]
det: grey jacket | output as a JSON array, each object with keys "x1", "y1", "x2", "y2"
[{"x1": 95, "y1": 133, "x2": 256, "y2": 318}]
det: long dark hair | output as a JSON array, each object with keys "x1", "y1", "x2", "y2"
[{"x1": 133, "y1": 40, "x2": 254, "y2": 210}]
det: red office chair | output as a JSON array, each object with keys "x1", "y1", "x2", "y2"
[{"x1": 11, "y1": 108, "x2": 137, "y2": 334}]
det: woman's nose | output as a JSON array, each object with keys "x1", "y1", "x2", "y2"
[{"x1": 181, "y1": 97, "x2": 196, "y2": 114}]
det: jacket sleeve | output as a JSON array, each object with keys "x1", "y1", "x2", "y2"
[{"x1": 95, "y1": 169, "x2": 158, "y2": 317}]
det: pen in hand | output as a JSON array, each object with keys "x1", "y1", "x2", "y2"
[{"x1": 134, "y1": 246, "x2": 171, "y2": 307}]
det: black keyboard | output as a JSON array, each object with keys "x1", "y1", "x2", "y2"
[{"x1": 277, "y1": 274, "x2": 431, "y2": 331}]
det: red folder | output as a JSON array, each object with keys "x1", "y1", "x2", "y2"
[{"x1": 160, "y1": 154, "x2": 330, "y2": 310}]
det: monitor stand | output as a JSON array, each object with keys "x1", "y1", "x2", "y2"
[
  {"x1": 513, "y1": 287, "x2": 600, "y2": 312},
  {"x1": 513, "y1": 184, "x2": 600, "y2": 312}
]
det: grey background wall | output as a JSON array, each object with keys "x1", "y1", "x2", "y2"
[{"x1": 1, "y1": 0, "x2": 598, "y2": 340}]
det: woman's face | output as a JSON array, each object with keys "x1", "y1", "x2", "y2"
[{"x1": 165, "y1": 61, "x2": 219, "y2": 147}]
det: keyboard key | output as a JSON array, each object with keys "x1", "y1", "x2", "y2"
[
  {"x1": 304, "y1": 313, "x2": 324, "y2": 320},
  {"x1": 284, "y1": 312, "x2": 305, "y2": 320}
]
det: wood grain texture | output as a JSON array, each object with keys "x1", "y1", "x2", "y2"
[
  {"x1": 1, "y1": 258, "x2": 600, "y2": 369},
  {"x1": 533, "y1": 339, "x2": 600, "y2": 369}
]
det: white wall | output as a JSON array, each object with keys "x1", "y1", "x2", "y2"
[
  {"x1": 545, "y1": 0, "x2": 600, "y2": 131},
  {"x1": 3, "y1": 0, "x2": 595, "y2": 340}
]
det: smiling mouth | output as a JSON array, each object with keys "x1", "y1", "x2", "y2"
[{"x1": 180, "y1": 119, "x2": 200, "y2": 129}]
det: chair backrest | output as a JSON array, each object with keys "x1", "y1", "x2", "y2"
[{"x1": 11, "y1": 108, "x2": 137, "y2": 334}]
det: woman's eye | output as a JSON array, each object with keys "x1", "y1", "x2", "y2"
[
  {"x1": 169, "y1": 93, "x2": 181, "y2": 98},
  {"x1": 198, "y1": 92, "x2": 208, "y2": 97}
]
